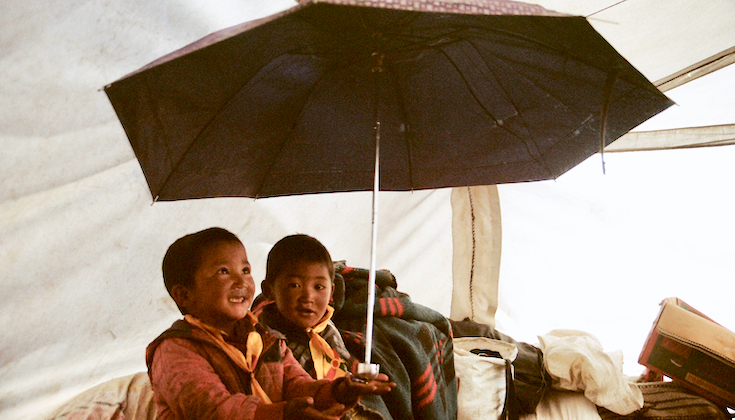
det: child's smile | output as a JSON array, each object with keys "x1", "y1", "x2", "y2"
[{"x1": 227, "y1": 288, "x2": 251, "y2": 303}]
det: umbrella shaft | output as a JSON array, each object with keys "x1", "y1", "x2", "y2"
[{"x1": 365, "y1": 120, "x2": 381, "y2": 364}]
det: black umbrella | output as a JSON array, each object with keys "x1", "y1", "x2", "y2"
[{"x1": 104, "y1": 0, "x2": 672, "y2": 368}]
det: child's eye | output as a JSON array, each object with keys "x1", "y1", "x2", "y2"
[
  {"x1": 218, "y1": 268, "x2": 229, "y2": 274},
  {"x1": 288, "y1": 283, "x2": 300, "y2": 289},
  {"x1": 242, "y1": 267, "x2": 250, "y2": 274},
  {"x1": 314, "y1": 284, "x2": 325, "y2": 291}
]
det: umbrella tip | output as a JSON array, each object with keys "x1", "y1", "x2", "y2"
[{"x1": 600, "y1": 154, "x2": 607, "y2": 175}]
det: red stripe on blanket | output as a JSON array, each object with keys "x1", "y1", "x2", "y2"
[
  {"x1": 413, "y1": 365, "x2": 438, "y2": 410},
  {"x1": 417, "y1": 381, "x2": 438, "y2": 410},
  {"x1": 380, "y1": 298, "x2": 387, "y2": 316},
  {"x1": 387, "y1": 297, "x2": 397, "y2": 316},
  {"x1": 343, "y1": 331, "x2": 364, "y2": 346},
  {"x1": 416, "y1": 363, "x2": 432, "y2": 384},
  {"x1": 394, "y1": 298, "x2": 404, "y2": 317}
]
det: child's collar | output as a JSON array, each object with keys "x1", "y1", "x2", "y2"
[
  {"x1": 184, "y1": 311, "x2": 259, "y2": 337},
  {"x1": 307, "y1": 305, "x2": 335, "y2": 334}
]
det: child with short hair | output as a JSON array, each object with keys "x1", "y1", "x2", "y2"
[
  {"x1": 146, "y1": 227, "x2": 393, "y2": 420},
  {"x1": 256, "y1": 234, "x2": 394, "y2": 419}
]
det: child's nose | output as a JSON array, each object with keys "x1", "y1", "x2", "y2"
[
  {"x1": 233, "y1": 272, "x2": 248, "y2": 284},
  {"x1": 299, "y1": 288, "x2": 315, "y2": 301}
]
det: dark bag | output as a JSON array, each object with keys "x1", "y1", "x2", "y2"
[{"x1": 450, "y1": 318, "x2": 551, "y2": 415}]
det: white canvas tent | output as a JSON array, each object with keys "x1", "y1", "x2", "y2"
[{"x1": 2, "y1": 1, "x2": 734, "y2": 419}]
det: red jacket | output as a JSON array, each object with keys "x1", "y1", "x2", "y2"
[{"x1": 146, "y1": 319, "x2": 352, "y2": 420}]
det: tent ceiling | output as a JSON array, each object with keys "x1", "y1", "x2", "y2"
[
  {"x1": 527, "y1": 0, "x2": 735, "y2": 88},
  {"x1": 607, "y1": 63, "x2": 735, "y2": 152},
  {"x1": 521, "y1": 0, "x2": 735, "y2": 152}
]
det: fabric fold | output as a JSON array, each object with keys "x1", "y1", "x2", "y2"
[{"x1": 538, "y1": 329, "x2": 643, "y2": 415}]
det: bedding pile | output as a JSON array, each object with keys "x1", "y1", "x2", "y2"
[
  {"x1": 44, "y1": 372, "x2": 155, "y2": 420},
  {"x1": 333, "y1": 263, "x2": 459, "y2": 420},
  {"x1": 538, "y1": 330, "x2": 643, "y2": 415}
]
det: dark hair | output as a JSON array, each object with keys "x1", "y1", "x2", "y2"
[
  {"x1": 162, "y1": 227, "x2": 242, "y2": 314},
  {"x1": 265, "y1": 234, "x2": 334, "y2": 286}
]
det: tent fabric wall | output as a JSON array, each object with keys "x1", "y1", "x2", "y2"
[
  {"x1": 607, "y1": 62, "x2": 735, "y2": 152},
  {"x1": 0, "y1": 165, "x2": 457, "y2": 420},
  {"x1": 0, "y1": 2, "x2": 456, "y2": 419},
  {"x1": 494, "y1": 145, "x2": 735, "y2": 378},
  {"x1": 3, "y1": 1, "x2": 735, "y2": 420}
]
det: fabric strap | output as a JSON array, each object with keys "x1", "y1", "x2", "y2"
[
  {"x1": 306, "y1": 306, "x2": 348, "y2": 380},
  {"x1": 184, "y1": 314, "x2": 272, "y2": 403},
  {"x1": 502, "y1": 358, "x2": 520, "y2": 420}
]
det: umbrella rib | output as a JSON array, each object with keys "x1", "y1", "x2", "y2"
[
  {"x1": 384, "y1": 61, "x2": 415, "y2": 190},
  {"x1": 140, "y1": 78, "x2": 178, "y2": 200},
  {"x1": 438, "y1": 20, "x2": 621, "y2": 77},
  {"x1": 250, "y1": 60, "x2": 334, "y2": 197},
  {"x1": 140, "y1": 78, "x2": 200, "y2": 200},
  {"x1": 464, "y1": 29, "x2": 627, "y2": 178},
  {"x1": 152, "y1": 92, "x2": 243, "y2": 198},
  {"x1": 468, "y1": 33, "x2": 630, "y2": 178},
  {"x1": 468, "y1": 37, "x2": 559, "y2": 176},
  {"x1": 289, "y1": 7, "x2": 428, "y2": 63},
  {"x1": 301, "y1": 19, "x2": 593, "y2": 179},
  {"x1": 155, "y1": 54, "x2": 320, "y2": 199},
  {"x1": 434, "y1": 41, "x2": 553, "y2": 176}
]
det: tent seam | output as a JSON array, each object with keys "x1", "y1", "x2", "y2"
[{"x1": 469, "y1": 186, "x2": 476, "y2": 320}]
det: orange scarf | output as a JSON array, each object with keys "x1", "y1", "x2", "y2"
[
  {"x1": 184, "y1": 313, "x2": 272, "y2": 403},
  {"x1": 306, "y1": 306, "x2": 348, "y2": 380}
]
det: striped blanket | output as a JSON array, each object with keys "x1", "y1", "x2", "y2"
[
  {"x1": 333, "y1": 264, "x2": 458, "y2": 420},
  {"x1": 597, "y1": 381, "x2": 731, "y2": 419}
]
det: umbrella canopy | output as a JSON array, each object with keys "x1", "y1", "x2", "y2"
[{"x1": 104, "y1": 0, "x2": 673, "y2": 201}]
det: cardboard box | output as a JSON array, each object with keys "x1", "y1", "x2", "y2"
[{"x1": 639, "y1": 297, "x2": 735, "y2": 408}]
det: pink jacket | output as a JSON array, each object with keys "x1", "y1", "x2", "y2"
[{"x1": 146, "y1": 319, "x2": 352, "y2": 420}]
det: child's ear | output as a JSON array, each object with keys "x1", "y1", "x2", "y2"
[
  {"x1": 261, "y1": 280, "x2": 273, "y2": 299},
  {"x1": 170, "y1": 284, "x2": 192, "y2": 311}
]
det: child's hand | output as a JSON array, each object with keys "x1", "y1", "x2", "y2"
[
  {"x1": 350, "y1": 372, "x2": 396, "y2": 395},
  {"x1": 334, "y1": 373, "x2": 396, "y2": 405},
  {"x1": 284, "y1": 396, "x2": 345, "y2": 420}
]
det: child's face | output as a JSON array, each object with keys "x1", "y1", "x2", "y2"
[
  {"x1": 184, "y1": 241, "x2": 254, "y2": 334},
  {"x1": 270, "y1": 261, "x2": 333, "y2": 330}
]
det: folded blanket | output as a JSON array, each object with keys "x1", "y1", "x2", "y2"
[
  {"x1": 333, "y1": 265, "x2": 458, "y2": 420},
  {"x1": 597, "y1": 381, "x2": 731, "y2": 420}
]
